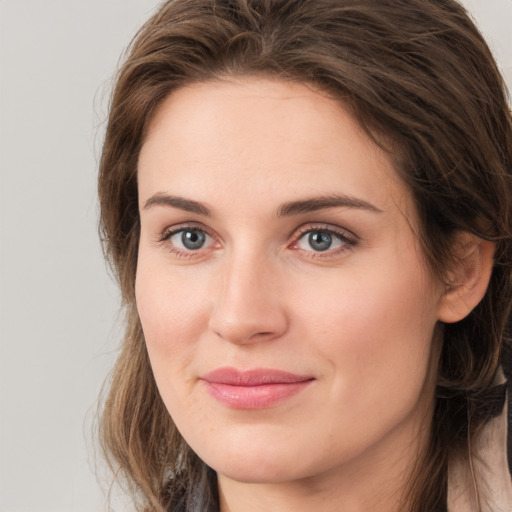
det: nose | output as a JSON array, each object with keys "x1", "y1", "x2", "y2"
[{"x1": 208, "y1": 252, "x2": 288, "y2": 345}]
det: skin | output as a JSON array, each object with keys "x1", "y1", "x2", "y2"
[{"x1": 136, "y1": 77, "x2": 457, "y2": 511}]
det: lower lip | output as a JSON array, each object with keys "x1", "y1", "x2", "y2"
[{"x1": 202, "y1": 380, "x2": 313, "y2": 409}]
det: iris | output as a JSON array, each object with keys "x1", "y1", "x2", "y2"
[
  {"x1": 182, "y1": 230, "x2": 206, "y2": 250},
  {"x1": 308, "y1": 231, "x2": 332, "y2": 252}
]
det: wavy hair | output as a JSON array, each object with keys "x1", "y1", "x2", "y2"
[{"x1": 97, "y1": 1, "x2": 512, "y2": 510}]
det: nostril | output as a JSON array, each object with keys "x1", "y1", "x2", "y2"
[{"x1": 253, "y1": 331, "x2": 274, "y2": 338}]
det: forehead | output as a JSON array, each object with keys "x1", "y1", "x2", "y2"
[{"x1": 138, "y1": 77, "x2": 413, "y2": 218}]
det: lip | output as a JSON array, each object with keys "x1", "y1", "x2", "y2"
[{"x1": 201, "y1": 367, "x2": 315, "y2": 409}]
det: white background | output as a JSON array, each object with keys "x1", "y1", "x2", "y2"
[{"x1": 0, "y1": 1, "x2": 511, "y2": 511}]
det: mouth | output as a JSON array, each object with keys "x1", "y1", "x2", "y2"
[{"x1": 200, "y1": 367, "x2": 315, "y2": 409}]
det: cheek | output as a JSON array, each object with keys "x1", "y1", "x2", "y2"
[
  {"x1": 135, "y1": 257, "x2": 213, "y2": 402},
  {"x1": 296, "y1": 260, "x2": 435, "y2": 339},
  {"x1": 136, "y1": 257, "x2": 206, "y2": 344},
  {"x1": 293, "y1": 258, "x2": 439, "y2": 405},
  {"x1": 136, "y1": 257, "x2": 234, "y2": 451},
  {"x1": 135, "y1": 259, "x2": 214, "y2": 434}
]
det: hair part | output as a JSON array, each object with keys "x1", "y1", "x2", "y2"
[{"x1": 98, "y1": 1, "x2": 512, "y2": 510}]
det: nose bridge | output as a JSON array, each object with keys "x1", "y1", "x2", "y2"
[{"x1": 208, "y1": 244, "x2": 287, "y2": 344}]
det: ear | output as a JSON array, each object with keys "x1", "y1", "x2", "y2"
[{"x1": 437, "y1": 233, "x2": 495, "y2": 324}]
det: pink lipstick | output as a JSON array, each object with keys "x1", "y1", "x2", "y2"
[{"x1": 201, "y1": 367, "x2": 314, "y2": 409}]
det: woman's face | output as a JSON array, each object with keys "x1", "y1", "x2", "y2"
[{"x1": 136, "y1": 78, "x2": 445, "y2": 486}]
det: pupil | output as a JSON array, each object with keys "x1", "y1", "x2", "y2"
[
  {"x1": 182, "y1": 230, "x2": 205, "y2": 250},
  {"x1": 309, "y1": 231, "x2": 332, "y2": 251}
]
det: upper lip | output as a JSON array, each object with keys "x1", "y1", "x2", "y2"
[{"x1": 201, "y1": 367, "x2": 314, "y2": 386}]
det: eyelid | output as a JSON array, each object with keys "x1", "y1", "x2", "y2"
[
  {"x1": 156, "y1": 221, "x2": 357, "y2": 258},
  {"x1": 289, "y1": 223, "x2": 358, "y2": 255},
  {"x1": 159, "y1": 222, "x2": 215, "y2": 243},
  {"x1": 292, "y1": 223, "x2": 358, "y2": 242},
  {"x1": 157, "y1": 222, "x2": 220, "y2": 258}
]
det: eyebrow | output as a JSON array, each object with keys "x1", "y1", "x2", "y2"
[
  {"x1": 143, "y1": 192, "x2": 382, "y2": 217},
  {"x1": 277, "y1": 195, "x2": 382, "y2": 216},
  {"x1": 143, "y1": 193, "x2": 211, "y2": 216}
]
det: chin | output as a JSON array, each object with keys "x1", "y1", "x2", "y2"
[
  {"x1": 212, "y1": 459, "x2": 301, "y2": 484},
  {"x1": 195, "y1": 436, "x2": 307, "y2": 484}
]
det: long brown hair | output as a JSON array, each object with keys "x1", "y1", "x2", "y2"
[{"x1": 98, "y1": 1, "x2": 512, "y2": 510}]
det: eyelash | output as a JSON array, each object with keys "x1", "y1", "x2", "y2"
[
  {"x1": 290, "y1": 224, "x2": 358, "y2": 259},
  {"x1": 158, "y1": 223, "x2": 358, "y2": 259},
  {"x1": 159, "y1": 223, "x2": 217, "y2": 258}
]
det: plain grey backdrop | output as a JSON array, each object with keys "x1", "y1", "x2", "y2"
[{"x1": 0, "y1": 1, "x2": 511, "y2": 511}]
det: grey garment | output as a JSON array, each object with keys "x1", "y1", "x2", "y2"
[
  {"x1": 448, "y1": 378, "x2": 512, "y2": 512},
  {"x1": 170, "y1": 467, "x2": 218, "y2": 512}
]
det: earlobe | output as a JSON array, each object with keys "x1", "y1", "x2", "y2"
[{"x1": 437, "y1": 234, "x2": 495, "y2": 324}]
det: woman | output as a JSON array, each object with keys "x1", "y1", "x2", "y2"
[{"x1": 97, "y1": 0, "x2": 512, "y2": 511}]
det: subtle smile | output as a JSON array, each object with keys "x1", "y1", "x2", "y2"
[{"x1": 201, "y1": 367, "x2": 315, "y2": 409}]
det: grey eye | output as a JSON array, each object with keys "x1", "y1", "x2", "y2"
[
  {"x1": 168, "y1": 228, "x2": 211, "y2": 251},
  {"x1": 297, "y1": 229, "x2": 346, "y2": 253},
  {"x1": 181, "y1": 229, "x2": 206, "y2": 250},
  {"x1": 307, "y1": 231, "x2": 333, "y2": 251}
]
